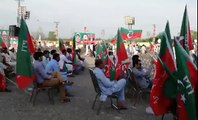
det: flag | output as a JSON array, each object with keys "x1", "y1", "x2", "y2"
[
  {"x1": 95, "y1": 44, "x2": 103, "y2": 59},
  {"x1": 116, "y1": 29, "x2": 128, "y2": 64},
  {"x1": 150, "y1": 32, "x2": 176, "y2": 115},
  {"x1": 95, "y1": 43, "x2": 106, "y2": 60},
  {"x1": 110, "y1": 27, "x2": 142, "y2": 44},
  {"x1": 120, "y1": 27, "x2": 142, "y2": 40},
  {"x1": 165, "y1": 21, "x2": 172, "y2": 48},
  {"x1": 111, "y1": 29, "x2": 128, "y2": 80},
  {"x1": 110, "y1": 35, "x2": 117, "y2": 44},
  {"x1": 0, "y1": 73, "x2": 6, "y2": 91},
  {"x1": 104, "y1": 55, "x2": 113, "y2": 78},
  {"x1": 16, "y1": 18, "x2": 35, "y2": 89},
  {"x1": 149, "y1": 41, "x2": 155, "y2": 52},
  {"x1": 174, "y1": 39, "x2": 197, "y2": 120},
  {"x1": 72, "y1": 36, "x2": 77, "y2": 65},
  {"x1": 179, "y1": 5, "x2": 194, "y2": 53},
  {"x1": 59, "y1": 38, "x2": 65, "y2": 51},
  {"x1": 0, "y1": 35, "x2": 7, "y2": 48}
]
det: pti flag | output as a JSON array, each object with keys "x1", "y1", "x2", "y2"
[
  {"x1": 0, "y1": 35, "x2": 7, "y2": 48},
  {"x1": 150, "y1": 32, "x2": 176, "y2": 115},
  {"x1": 174, "y1": 39, "x2": 197, "y2": 120},
  {"x1": 72, "y1": 36, "x2": 77, "y2": 65},
  {"x1": 16, "y1": 18, "x2": 35, "y2": 89},
  {"x1": 120, "y1": 27, "x2": 142, "y2": 40},
  {"x1": 59, "y1": 38, "x2": 65, "y2": 51},
  {"x1": 179, "y1": 5, "x2": 194, "y2": 53},
  {"x1": 110, "y1": 29, "x2": 128, "y2": 80}
]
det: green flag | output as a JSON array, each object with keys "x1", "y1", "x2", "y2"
[
  {"x1": 16, "y1": 18, "x2": 35, "y2": 89},
  {"x1": 174, "y1": 39, "x2": 197, "y2": 120},
  {"x1": 165, "y1": 21, "x2": 172, "y2": 49},
  {"x1": 95, "y1": 44, "x2": 103, "y2": 59},
  {"x1": 179, "y1": 5, "x2": 194, "y2": 54},
  {"x1": 72, "y1": 36, "x2": 77, "y2": 64},
  {"x1": 59, "y1": 38, "x2": 65, "y2": 51},
  {"x1": 111, "y1": 28, "x2": 128, "y2": 80},
  {"x1": 158, "y1": 39, "x2": 198, "y2": 120},
  {"x1": 150, "y1": 32, "x2": 176, "y2": 115}
]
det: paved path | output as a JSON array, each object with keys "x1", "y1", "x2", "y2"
[{"x1": 0, "y1": 57, "x2": 172, "y2": 120}]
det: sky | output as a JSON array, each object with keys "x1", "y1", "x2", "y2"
[{"x1": 0, "y1": 0, "x2": 197, "y2": 39}]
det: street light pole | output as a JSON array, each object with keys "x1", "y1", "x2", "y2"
[
  {"x1": 15, "y1": 0, "x2": 24, "y2": 27},
  {"x1": 54, "y1": 21, "x2": 59, "y2": 40}
]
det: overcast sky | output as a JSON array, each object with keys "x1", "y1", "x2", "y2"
[{"x1": 0, "y1": 0, "x2": 197, "y2": 39}]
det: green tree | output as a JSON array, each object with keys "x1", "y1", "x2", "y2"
[
  {"x1": 48, "y1": 31, "x2": 56, "y2": 41},
  {"x1": 191, "y1": 31, "x2": 197, "y2": 40}
]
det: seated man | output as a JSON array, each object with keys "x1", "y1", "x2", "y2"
[
  {"x1": 42, "y1": 50, "x2": 51, "y2": 68},
  {"x1": 45, "y1": 53, "x2": 73, "y2": 94},
  {"x1": 9, "y1": 47, "x2": 16, "y2": 62},
  {"x1": 1, "y1": 48, "x2": 15, "y2": 72},
  {"x1": 93, "y1": 59, "x2": 127, "y2": 109},
  {"x1": 33, "y1": 52, "x2": 69, "y2": 102},
  {"x1": 132, "y1": 59, "x2": 153, "y2": 89},
  {"x1": 76, "y1": 49, "x2": 85, "y2": 70},
  {"x1": 59, "y1": 49, "x2": 74, "y2": 76},
  {"x1": 66, "y1": 48, "x2": 83, "y2": 74}
]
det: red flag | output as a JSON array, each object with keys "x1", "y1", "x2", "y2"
[
  {"x1": 174, "y1": 38, "x2": 197, "y2": 120},
  {"x1": 0, "y1": 36, "x2": 7, "y2": 48},
  {"x1": 0, "y1": 73, "x2": 6, "y2": 91},
  {"x1": 179, "y1": 6, "x2": 194, "y2": 53},
  {"x1": 16, "y1": 18, "x2": 35, "y2": 89},
  {"x1": 150, "y1": 32, "x2": 176, "y2": 115},
  {"x1": 59, "y1": 38, "x2": 65, "y2": 51},
  {"x1": 113, "y1": 29, "x2": 128, "y2": 80},
  {"x1": 120, "y1": 27, "x2": 142, "y2": 40}
]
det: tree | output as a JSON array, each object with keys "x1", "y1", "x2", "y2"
[
  {"x1": 191, "y1": 31, "x2": 197, "y2": 40},
  {"x1": 48, "y1": 31, "x2": 56, "y2": 41}
]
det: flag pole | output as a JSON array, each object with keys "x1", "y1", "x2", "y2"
[{"x1": 6, "y1": 77, "x2": 31, "y2": 95}]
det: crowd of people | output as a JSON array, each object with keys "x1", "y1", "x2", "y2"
[
  {"x1": 0, "y1": 39, "x2": 197, "y2": 111},
  {"x1": 0, "y1": 46, "x2": 85, "y2": 99}
]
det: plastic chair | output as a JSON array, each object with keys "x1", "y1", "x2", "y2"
[
  {"x1": 88, "y1": 68, "x2": 120, "y2": 115},
  {"x1": 29, "y1": 79, "x2": 56, "y2": 106},
  {"x1": 127, "y1": 68, "x2": 150, "y2": 106}
]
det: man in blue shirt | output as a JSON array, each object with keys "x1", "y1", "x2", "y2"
[
  {"x1": 93, "y1": 59, "x2": 127, "y2": 109},
  {"x1": 132, "y1": 59, "x2": 153, "y2": 89},
  {"x1": 42, "y1": 50, "x2": 50, "y2": 68},
  {"x1": 33, "y1": 52, "x2": 70, "y2": 102},
  {"x1": 45, "y1": 53, "x2": 73, "y2": 95}
]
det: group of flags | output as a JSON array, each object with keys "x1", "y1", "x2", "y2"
[
  {"x1": 150, "y1": 6, "x2": 197, "y2": 120},
  {"x1": 3, "y1": 5, "x2": 197, "y2": 120},
  {"x1": 96, "y1": 29, "x2": 129, "y2": 80}
]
